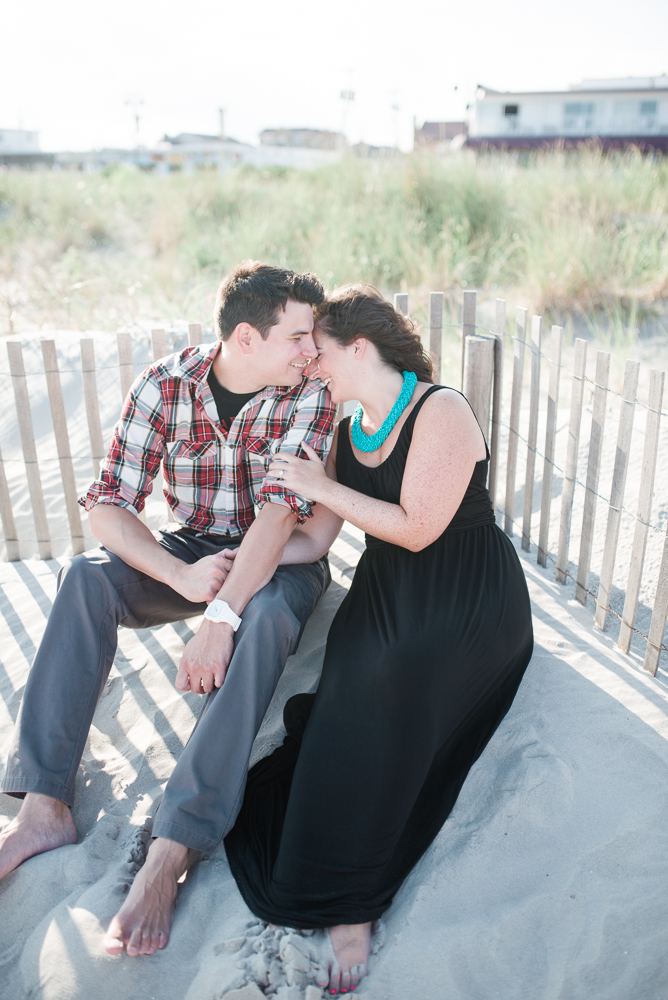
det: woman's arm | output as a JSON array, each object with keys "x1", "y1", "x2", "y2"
[
  {"x1": 269, "y1": 390, "x2": 484, "y2": 553},
  {"x1": 279, "y1": 425, "x2": 344, "y2": 564}
]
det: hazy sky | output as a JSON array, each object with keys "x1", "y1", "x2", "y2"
[{"x1": 3, "y1": 0, "x2": 668, "y2": 151}]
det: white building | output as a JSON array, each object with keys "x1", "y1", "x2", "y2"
[
  {"x1": 0, "y1": 128, "x2": 41, "y2": 153},
  {"x1": 0, "y1": 128, "x2": 54, "y2": 165},
  {"x1": 468, "y1": 77, "x2": 668, "y2": 150}
]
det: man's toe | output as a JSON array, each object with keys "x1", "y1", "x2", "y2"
[
  {"x1": 126, "y1": 926, "x2": 143, "y2": 956},
  {"x1": 103, "y1": 917, "x2": 126, "y2": 955}
]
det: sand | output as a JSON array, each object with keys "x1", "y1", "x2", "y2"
[
  {"x1": 1, "y1": 530, "x2": 668, "y2": 1000},
  {"x1": 1, "y1": 331, "x2": 668, "y2": 999}
]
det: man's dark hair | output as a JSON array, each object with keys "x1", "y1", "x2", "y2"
[{"x1": 214, "y1": 261, "x2": 325, "y2": 341}]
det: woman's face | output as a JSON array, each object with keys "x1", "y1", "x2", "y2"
[{"x1": 312, "y1": 329, "x2": 358, "y2": 403}]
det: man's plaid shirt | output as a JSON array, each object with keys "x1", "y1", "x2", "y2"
[{"x1": 79, "y1": 342, "x2": 336, "y2": 535}]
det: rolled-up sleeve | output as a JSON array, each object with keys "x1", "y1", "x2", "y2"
[
  {"x1": 79, "y1": 371, "x2": 166, "y2": 515},
  {"x1": 254, "y1": 386, "x2": 335, "y2": 524}
]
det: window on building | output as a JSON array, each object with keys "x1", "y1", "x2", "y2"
[
  {"x1": 503, "y1": 105, "x2": 519, "y2": 117},
  {"x1": 640, "y1": 101, "x2": 658, "y2": 116},
  {"x1": 563, "y1": 102, "x2": 595, "y2": 130}
]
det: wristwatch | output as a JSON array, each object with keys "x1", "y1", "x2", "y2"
[{"x1": 203, "y1": 599, "x2": 242, "y2": 631}]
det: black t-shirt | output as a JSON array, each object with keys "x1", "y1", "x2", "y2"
[{"x1": 207, "y1": 367, "x2": 262, "y2": 430}]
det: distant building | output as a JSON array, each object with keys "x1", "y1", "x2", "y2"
[
  {"x1": 414, "y1": 121, "x2": 467, "y2": 147},
  {"x1": 468, "y1": 77, "x2": 668, "y2": 151},
  {"x1": 153, "y1": 133, "x2": 251, "y2": 172},
  {"x1": 0, "y1": 128, "x2": 53, "y2": 166},
  {"x1": 260, "y1": 128, "x2": 344, "y2": 150},
  {"x1": 350, "y1": 141, "x2": 398, "y2": 159},
  {"x1": 161, "y1": 132, "x2": 244, "y2": 147}
]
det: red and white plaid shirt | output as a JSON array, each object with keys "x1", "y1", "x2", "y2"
[{"x1": 80, "y1": 341, "x2": 335, "y2": 534}]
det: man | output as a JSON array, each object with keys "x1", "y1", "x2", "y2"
[{"x1": 0, "y1": 261, "x2": 338, "y2": 956}]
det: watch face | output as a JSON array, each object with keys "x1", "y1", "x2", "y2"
[{"x1": 209, "y1": 600, "x2": 223, "y2": 616}]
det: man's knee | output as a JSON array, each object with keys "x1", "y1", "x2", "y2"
[
  {"x1": 56, "y1": 547, "x2": 131, "y2": 598},
  {"x1": 242, "y1": 581, "x2": 296, "y2": 634}
]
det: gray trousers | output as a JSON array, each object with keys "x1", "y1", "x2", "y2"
[{"x1": 1, "y1": 527, "x2": 330, "y2": 852}]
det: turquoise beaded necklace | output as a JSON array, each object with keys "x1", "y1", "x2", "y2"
[{"x1": 350, "y1": 370, "x2": 418, "y2": 453}]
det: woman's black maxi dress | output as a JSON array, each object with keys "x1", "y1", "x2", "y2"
[{"x1": 225, "y1": 387, "x2": 534, "y2": 927}]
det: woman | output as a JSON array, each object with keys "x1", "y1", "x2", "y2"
[{"x1": 225, "y1": 286, "x2": 533, "y2": 994}]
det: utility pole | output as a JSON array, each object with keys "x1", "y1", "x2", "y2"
[
  {"x1": 125, "y1": 96, "x2": 144, "y2": 148},
  {"x1": 339, "y1": 90, "x2": 355, "y2": 150}
]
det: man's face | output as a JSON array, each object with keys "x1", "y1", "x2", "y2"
[{"x1": 255, "y1": 299, "x2": 319, "y2": 386}]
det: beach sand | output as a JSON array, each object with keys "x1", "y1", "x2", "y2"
[
  {"x1": 1, "y1": 526, "x2": 668, "y2": 1000},
  {"x1": 1, "y1": 330, "x2": 668, "y2": 998}
]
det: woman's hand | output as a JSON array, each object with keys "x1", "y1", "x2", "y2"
[{"x1": 267, "y1": 442, "x2": 329, "y2": 501}]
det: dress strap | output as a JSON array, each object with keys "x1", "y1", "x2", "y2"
[
  {"x1": 403, "y1": 384, "x2": 444, "y2": 428},
  {"x1": 407, "y1": 385, "x2": 490, "y2": 460}
]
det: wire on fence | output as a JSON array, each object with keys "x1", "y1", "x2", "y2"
[
  {"x1": 499, "y1": 328, "x2": 668, "y2": 416},
  {"x1": 2, "y1": 322, "x2": 667, "y2": 417},
  {"x1": 492, "y1": 415, "x2": 668, "y2": 537},
  {"x1": 500, "y1": 508, "x2": 668, "y2": 655}
]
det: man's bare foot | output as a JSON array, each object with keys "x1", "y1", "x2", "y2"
[
  {"x1": 103, "y1": 837, "x2": 198, "y2": 957},
  {"x1": 315, "y1": 922, "x2": 372, "y2": 994},
  {"x1": 0, "y1": 792, "x2": 77, "y2": 880}
]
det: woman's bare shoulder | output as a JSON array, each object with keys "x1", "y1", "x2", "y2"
[
  {"x1": 415, "y1": 385, "x2": 471, "y2": 419},
  {"x1": 413, "y1": 386, "x2": 486, "y2": 457}
]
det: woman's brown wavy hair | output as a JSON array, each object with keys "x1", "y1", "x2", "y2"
[{"x1": 314, "y1": 284, "x2": 434, "y2": 384}]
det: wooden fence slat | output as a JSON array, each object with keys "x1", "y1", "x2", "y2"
[
  {"x1": 152, "y1": 328, "x2": 167, "y2": 363},
  {"x1": 576, "y1": 350, "x2": 610, "y2": 604},
  {"x1": 503, "y1": 307, "x2": 527, "y2": 536},
  {"x1": 429, "y1": 292, "x2": 443, "y2": 381},
  {"x1": 643, "y1": 523, "x2": 668, "y2": 675},
  {"x1": 617, "y1": 368, "x2": 665, "y2": 653},
  {"x1": 80, "y1": 339, "x2": 106, "y2": 481},
  {"x1": 114, "y1": 334, "x2": 151, "y2": 525},
  {"x1": 461, "y1": 289, "x2": 476, "y2": 390},
  {"x1": 537, "y1": 325, "x2": 563, "y2": 567},
  {"x1": 0, "y1": 442, "x2": 20, "y2": 561},
  {"x1": 188, "y1": 323, "x2": 203, "y2": 347},
  {"x1": 394, "y1": 293, "x2": 408, "y2": 316},
  {"x1": 117, "y1": 332, "x2": 134, "y2": 402},
  {"x1": 556, "y1": 339, "x2": 587, "y2": 584},
  {"x1": 150, "y1": 328, "x2": 174, "y2": 521},
  {"x1": 7, "y1": 341, "x2": 51, "y2": 560},
  {"x1": 594, "y1": 359, "x2": 640, "y2": 630},
  {"x1": 522, "y1": 315, "x2": 542, "y2": 551},
  {"x1": 41, "y1": 340, "x2": 85, "y2": 556},
  {"x1": 463, "y1": 337, "x2": 494, "y2": 439},
  {"x1": 488, "y1": 298, "x2": 505, "y2": 507}
]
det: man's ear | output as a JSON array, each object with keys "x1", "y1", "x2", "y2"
[{"x1": 233, "y1": 322, "x2": 256, "y2": 354}]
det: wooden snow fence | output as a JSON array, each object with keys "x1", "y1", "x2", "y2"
[
  {"x1": 2, "y1": 297, "x2": 668, "y2": 677},
  {"x1": 397, "y1": 290, "x2": 668, "y2": 678}
]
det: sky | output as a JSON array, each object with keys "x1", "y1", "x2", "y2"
[{"x1": 2, "y1": 0, "x2": 668, "y2": 152}]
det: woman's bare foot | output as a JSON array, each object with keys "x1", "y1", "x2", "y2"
[
  {"x1": 315, "y1": 922, "x2": 372, "y2": 994},
  {"x1": 0, "y1": 792, "x2": 77, "y2": 880},
  {"x1": 103, "y1": 837, "x2": 198, "y2": 957}
]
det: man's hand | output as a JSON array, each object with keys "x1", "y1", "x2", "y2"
[
  {"x1": 169, "y1": 549, "x2": 237, "y2": 605},
  {"x1": 175, "y1": 619, "x2": 235, "y2": 694}
]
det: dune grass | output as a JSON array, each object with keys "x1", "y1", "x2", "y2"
[{"x1": 0, "y1": 147, "x2": 667, "y2": 341}]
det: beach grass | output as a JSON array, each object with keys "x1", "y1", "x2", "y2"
[{"x1": 0, "y1": 147, "x2": 667, "y2": 343}]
